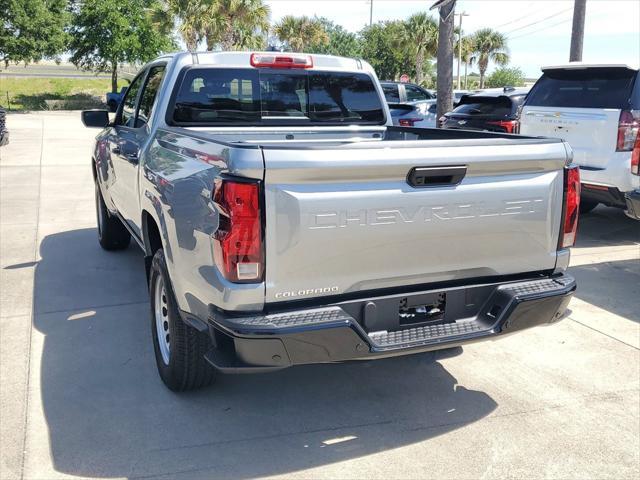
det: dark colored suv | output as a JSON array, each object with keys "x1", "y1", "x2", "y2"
[{"x1": 441, "y1": 87, "x2": 529, "y2": 133}]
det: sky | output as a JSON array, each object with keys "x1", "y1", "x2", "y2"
[{"x1": 266, "y1": 0, "x2": 640, "y2": 78}]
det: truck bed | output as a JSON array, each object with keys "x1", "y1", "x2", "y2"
[{"x1": 153, "y1": 125, "x2": 570, "y2": 309}]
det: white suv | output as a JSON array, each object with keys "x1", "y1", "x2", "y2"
[{"x1": 520, "y1": 63, "x2": 640, "y2": 219}]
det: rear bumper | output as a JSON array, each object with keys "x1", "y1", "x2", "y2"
[
  {"x1": 624, "y1": 189, "x2": 640, "y2": 220},
  {"x1": 205, "y1": 274, "x2": 576, "y2": 373},
  {"x1": 581, "y1": 183, "x2": 628, "y2": 208}
]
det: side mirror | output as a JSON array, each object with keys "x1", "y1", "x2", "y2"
[{"x1": 81, "y1": 110, "x2": 110, "y2": 128}]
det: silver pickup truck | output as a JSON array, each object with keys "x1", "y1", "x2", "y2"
[{"x1": 82, "y1": 51, "x2": 579, "y2": 391}]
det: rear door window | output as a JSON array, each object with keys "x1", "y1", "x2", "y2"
[
  {"x1": 137, "y1": 65, "x2": 166, "y2": 127},
  {"x1": 172, "y1": 68, "x2": 386, "y2": 125},
  {"x1": 381, "y1": 84, "x2": 400, "y2": 102},
  {"x1": 526, "y1": 68, "x2": 636, "y2": 109},
  {"x1": 451, "y1": 96, "x2": 513, "y2": 117}
]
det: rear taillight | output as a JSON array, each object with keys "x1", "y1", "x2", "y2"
[
  {"x1": 486, "y1": 119, "x2": 519, "y2": 134},
  {"x1": 213, "y1": 179, "x2": 263, "y2": 283},
  {"x1": 560, "y1": 165, "x2": 581, "y2": 248},
  {"x1": 399, "y1": 118, "x2": 420, "y2": 127},
  {"x1": 631, "y1": 130, "x2": 640, "y2": 175},
  {"x1": 616, "y1": 110, "x2": 640, "y2": 151},
  {"x1": 250, "y1": 53, "x2": 313, "y2": 69}
]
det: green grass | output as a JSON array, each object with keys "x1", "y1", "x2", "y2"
[{"x1": 0, "y1": 77, "x2": 128, "y2": 111}]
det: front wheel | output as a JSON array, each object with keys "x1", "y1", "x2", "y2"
[
  {"x1": 149, "y1": 249, "x2": 216, "y2": 391},
  {"x1": 95, "y1": 181, "x2": 130, "y2": 250}
]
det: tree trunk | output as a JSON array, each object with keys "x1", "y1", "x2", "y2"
[
  {"x1": 478, "y1": 58, "x2": 488, "y2": 89},
  {"x1": 464, "y1": 61, "x2": 468, "y2": 89},
  {"x1": 569, "y1": 0, "x2": 587, "y2": 61},
  {"x1": 206, "y1": 35, "x2": 215, "y2": 51},
  {"x1": 111, "y1": 62, "x2": 118, "y2": 93},
  {"x1": 221, "y1": 29, "x2": 235, "y2": 50},
  {"x1": 415, "y1": 52, "x2": 424, "y2": 85},
  {"x1": 436, "y1": 0, "x2": 456, "y2": 124}
]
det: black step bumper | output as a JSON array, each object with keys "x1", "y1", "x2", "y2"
[{"x1": 205, "y1": 274, "x2": 576, "y2": 373}]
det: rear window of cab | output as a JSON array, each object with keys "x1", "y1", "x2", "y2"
[
  {"x1": 525, "y1": 68, "x2": 638, "y2": 109},
  {"x1": 169, "y1": 67, "x2": 386, "y2": 126}
]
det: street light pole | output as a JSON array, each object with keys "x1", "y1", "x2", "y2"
[
  {"x1": 369, "y1": 0, "x2": 373, "y2": 26},
  {"x1": 455, "y1": 12, "x2": 468, "y2": 90},
  {"x1": 431, "y1": 0, "x2": 457, "y2": 125}
]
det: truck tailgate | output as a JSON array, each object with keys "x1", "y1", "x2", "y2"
[{"x1": 262, "y1": 140, "x2": 567, "y2": 303}]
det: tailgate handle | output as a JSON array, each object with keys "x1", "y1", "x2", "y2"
[{"x1": 407, "y1": 165, "x2": 467, "y2": 187}]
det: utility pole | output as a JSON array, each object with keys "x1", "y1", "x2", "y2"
[
  {"x1": 369, "y1": 0, "x2": 373, "y2": 26},
  {"x1": 569, "y1": 0, "x2": 587, "y2": 61},
  {"x1": 431, "y1": 0, "x2": 456, "y2": 125},
  {"x1": 455, "y1": 12, "x2": 468, "y2": 89}
]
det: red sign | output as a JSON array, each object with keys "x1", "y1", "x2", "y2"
[{"x1": 399, "y1": 74, "x2": 410, "y2": 83}]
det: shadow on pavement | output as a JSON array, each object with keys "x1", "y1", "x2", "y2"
[
  {"x1": 570, "y1": 259, "x2": 640, "y2": 322},
  {"x1": 31, "y1": 228, "x2": 497, "y2": 479},
  {"x1": 575, "y1": 205, "x2": 639, "y2": 248}
]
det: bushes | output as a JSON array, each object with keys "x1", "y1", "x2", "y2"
[{"x1": 485, "y1": 67, "x2": 525, "y2": 88}]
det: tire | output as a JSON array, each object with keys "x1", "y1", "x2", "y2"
[
  {"x1": 579, "y1": 199, "x2": 599, "y2": 214},
  {"x1": 107, "y1": 100, "x2": 117, "y2": 112},
  {"x1": 149, "y1": 249, "x2": 216, "y2": 391},
  {"x1": 95, "y1": 180, "x2": 131, "y2": 250}
]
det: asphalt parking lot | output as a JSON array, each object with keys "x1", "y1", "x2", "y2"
[{"x1": 1, "y1": 111, "x2": 639, "y2": 480}]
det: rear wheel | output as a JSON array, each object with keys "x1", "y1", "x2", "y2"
[
  {"x1": 95, "y1": 181, "x2": 130, "y2": 250},
  {"x1": 579, "y1": 199, "x2": 599, "y2": 214},
  {"x1": 149, "y1": 249, "x2": 216, "y2": 391}
]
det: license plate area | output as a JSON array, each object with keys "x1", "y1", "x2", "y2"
[{"x1": 399, "y1": 292, "x2": 446, "y2": 326}]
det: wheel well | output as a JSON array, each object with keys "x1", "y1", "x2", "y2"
[
  {"x1": 143, "y1": 211, "x2": 162, "y2": 256},
  {"x1": 142, "y1": 211, "x2": 162, "y2": 282}
]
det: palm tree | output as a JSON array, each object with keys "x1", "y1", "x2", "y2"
[
  {"x1": 204, "y1": 0, "x2": 270, "y2": 51},
  {"x1": 273, "y1": 16, "x2": 329, "y2": 52},
  {"x1": 470, "y1": 28, "x2": 509, "y2": 88},
  {"x1": 155, "y1": 0, "x2": 207, "y2": 51},
  {"x1": 401, "y1": 13, "x2": 438, "y2": 85},
  {"x1": 456, "y1": 35, "x2": 475, "y2": 89}
]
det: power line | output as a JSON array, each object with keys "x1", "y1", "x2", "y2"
[
  {"x1": 503, "y1": 7, "x2": 573, "y2": 35},
  {"x1": 508, "y1": 16, "x2": 573, "y2": 40},
  {"x1": 491, "y1": 2, "x2": 539, "y2": 29}
]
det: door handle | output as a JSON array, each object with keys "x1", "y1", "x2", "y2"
[{"x1": 407, "y1": 166, "x2": 467, "y2": 187}]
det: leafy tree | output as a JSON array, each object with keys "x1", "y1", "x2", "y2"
[
  {"x1": 485, "y1": 66, "x2": 525, "y2": 88},
  {"x1": 308, "y1": 18, "x2": 361, "y2": 58},
  {"x1": 360, "y1": 21, "x2": 413, "y2": 81},
  {"x1": 0, "y1": 0, "x2": 69, "y2": 67},
  {"x1": 69, "y1": 0, "x2": 175, "y2": 93},
  {"x1": 204, "y1": 0, "x2": 270, "y2": 51},
  {"x1": 399, "y1": 13, "x2": 438, "y2": 85},
  {"x1": 469, "y1": 28, "x2": 510, "y2": 88},
  {"x1": 273, "y1": 16, "x2": 328, "y2": 53}
]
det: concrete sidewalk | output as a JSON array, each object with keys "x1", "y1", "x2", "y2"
[{"x1": 1, "y1": 111, "x2": 638, "y2": 480}]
